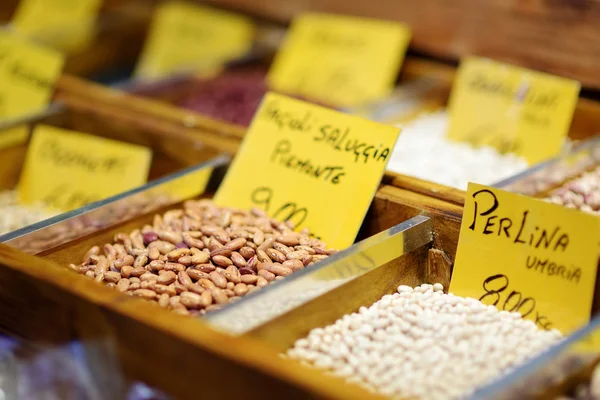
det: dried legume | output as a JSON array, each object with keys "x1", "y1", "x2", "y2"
[
  {"x1": 0, "y1": 190, "x2": 54, "y2": 236},
  {"x1": 387, "y1": 111, "x2": 529, "y2": 190},
  {"x1": 287, "y1": 283, "x2": 562, "y2": 400},
  {"x1": 72, "y1": 199, "x2": 337, "y2": 316},
  {"x1": 546, "y1": 166, "x2": 600, "y2": 215}
]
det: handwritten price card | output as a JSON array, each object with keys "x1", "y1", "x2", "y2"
[
  {"x1": 267, "y1": 13, "x2": 411, "y2": 108},
  {"x1": 11, "y1": 0, "x2": 102, "y2": 52},
  {"x1": 19, "y1": 125, "x2": 152, "y2": 211},
  {"x1": 447, "y1": 57, "x2": 580, "y2": 165},
  {"x1": 450, "y1": 183, "x2": 600, "y2": 334},
  {"x1": 135, "y1": 1, "x2": 254, "y2": 80},
  {"x1": 214, "y1": 92, "x2": 401, "y2": 249}
]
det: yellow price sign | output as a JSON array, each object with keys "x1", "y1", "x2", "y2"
[
  {"x1": 214, "y1": 92, "x2": 400, "y2": 249},
  {"x1": 0, "y1": 32, "x2": 63, "y2": 149},
  {"x1": 19, "y1": 125, "x2": 152, "y2": 212},
  {"x1": 267, "y1": 13, "x2": 411, "y2": 108},
  {"x1": 447, "y1": 57, "x2": 580, "y2": 165},
  {"x1": 135, "y1": 1, "x2": 255, "y2": 80},
  {"x1": 450, "y1": 183, "x2": 600, "y2": 334},
  {"x1": 11, "y1": 0, "x2": 102, "y2": 52}
]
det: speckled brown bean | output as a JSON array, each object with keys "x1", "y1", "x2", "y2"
[
  {"x1": 258, "y1": 237, "x2": 275, "y2": 252},
  {"x1": 158, "y1": 293, "x2": 170, "y2": 308},
  {"x1": 188, "y1": 284, "x2": 204, "y2": 295},
  {"x1": 159, "y1": 230, "x2": 182, "y2": 245},
  {"x1": 277, "y1": 235, "x2": 299, "y2": 246},
  {"x1": 178, "y1": 271, "x2": 193, "y2": 287},
  {"x1": 104, "y1": 271, "x2": 121, "y2": 283},
  {"x1": 116, "y1": 279, "x2": 130, "y2": 292},
  {"x1": 211, "y1": 288, "x2": 228, "y2": 304},
  {"x1": 234, "y1": 283, "x2": 249, "y2": 296},
  {"x1": 273, "y1": 242, "x2": 292, "y2": 255},
  {"x1": 246, "y1": 256, "x2": 258, "y2": 271},
  {"x1": 226, "y1": 282, "x2": 235, "y2": 290},
  {"x1": 83, "y1": 246, "x2": 100, "y2": 263},
  {"x1": 140, "y1": 272, "x2": 158, "y2": 282},
  {"x1": 178, "y1": 256, "x2": 193, "y2": 266},
  {"x1": 224, "y1": 265, "x2": 241, "y2": 284},
  {"x1": 180, "y1": 292, "x2": 203, "y2": 309},
  {"x1": 103, "y1": 243, "x2": 117, "y2": 260},
  {"x1": 256, "y1": 276, "x2": 268, "y2": 288},
  {"x1": 257, "y1": 249, "x2": 271, "y2": 263},
  {"x1": 148, "y1": 247, "x2": 160, "y2": 261},
  {"x1": 271, "y1": 265, "x2": 293, "y2": 277},
  {"x1": 266, "y1": 248, "x2": 286, "y2": 263},
  {"x1": 209, "y1": 271, "x2": 227, "y2": 289},
  {"x1": 301, "y1": 255, "x2": 313, "y2": 266},
  {"x1": 113, "y1": 255, "x2": 134, "y2": 269},
  {"x1": 240, "y1": 274, "x2": 258, "y2": 285},
  {"x1": 283, "y1": 259, "x2": 304, "y2": 272},
  {"x1": 186, "y1": 269, "x2": 206, "y2": 281},
  {"x1": 166, "y1": 248, "x2": 190, "y2": 261},
  {"x1": 197, "y1": 278, "x2": 216, "y2": 290},
  {"x1": 155, "y1": 284, "x2": 176, "y2": 296},
  {"x1": 141, "y1": 280, "x2": 156, "y2": 290},
  {"x1": 225, "y1": 237, "x2": 246, "y2": 251},
  {"x1": 174, "y1": 282, "x2": 188, "y2": 294},
  {"x1": 258, "y1": 269, "x2": 276, "y2": 282},
  {"x1": 129, "y1": 282, "x2": 141, "y2": 291},
  {"x1": 210, "y1": 246, "x2": 233, "y2": 257},
  {"x1": 157, "y1": 271, "x2": 177, "y2": 285},
  {"x1": 148, "y1": 260, "x2": 165, "y2": 272},
  {"x1": 225, "y1": 289, "x2": 235, "y2": 297},
  {"x1": 191, "y1": 252, "x2": 210, "y2": 264},
  {"x1": 200, "y1": 290, "x2": 212, "y2": 307},
  {"x1": 164, "y1": 262, "x2": 185, "y2": 273},
  {"x1": 133, "y1": 289, "x2": 156, "y2": 300},
  {"x1": 230, "y1": 252, "x2": 247, "y2": 268},
  {"x1": 154, "y1": 241, "x2": 175, "y2": 254},
  {"x1": 239, "y1": 247, "x2": 255, "y2": 259},
  {"x1": 253, "y1": 230, "x2": 264, "y2": 246}
]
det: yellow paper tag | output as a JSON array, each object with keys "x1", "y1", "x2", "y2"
[
  {"x1": 267, "y1": 13, "x2": 411, "y2": 108},
  {"x1": 450, "y1": 183, "x2": 600, "y2": 334},
  {"x1": 135, "y1": 1, "x2": 255, "y2": 80},
  {"x1": 19, "y1": 125, "x2": 152, "y2": 212},
  {"x1": 0, "y1": 32, "x2": 64, "y2": 124},
  {"x1": 11, "y1": 0, "x2": 102, "y2": 53},
  {"x1": 0, "y1": 126, "x2": 29, "y2": 150},
  {"x1": 447, "y1": 57, "x2": 580, "y2": 165},
  {"x1": 214, "y1": 92, "x2": 400, "y2": 249}
]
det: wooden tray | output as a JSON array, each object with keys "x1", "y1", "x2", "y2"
[
  {"x1": 55, "y1": 57, "x2": 600, "y2": 207},
  {"x1": 0, "y1": 158, "x2": 462, "y2": 399}
]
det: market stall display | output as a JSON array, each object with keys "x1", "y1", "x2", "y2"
[{"x1": 1, "y1": 1, "x2": 599, "y2": 399}]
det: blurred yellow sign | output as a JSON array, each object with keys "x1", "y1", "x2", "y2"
[
  {"x1": 214, "y1": 92, "x2": 400, "y2": 249},
  {"x1": 267, "y1": 13, "x2": 411, "y2": 108},
  {"x1": 19, "y1": 125, "x2": 152, "y2": 211},
  {"x1": 135, "y1": 1, "x2": 255, "y2": 80},
  {"x1": 447, "y1": 57, "x2": 580, "y2": 165},
  {"x1": 11, "y1": 0, "x2": 102, "y2": 52}
]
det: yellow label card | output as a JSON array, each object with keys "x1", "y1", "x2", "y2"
[
  {"x1": 450, "y1": 183, "x2": 600, "y2": 334},
  {"x1": 267, "y1": 13, "x2": 411, "y2": 108},
  {"x1": 19, "y1": 125, "x2": 152, "y2": 212},
  {"x1": 11, "y1": 0, "x2": 102, "y2": 52},
  {"x1": 135, "y1": 1, "x2": 255, "y2": 80},
  {"x1": 447, "y1": 57, "x2": 580, "y2": 165},
  {"x1": 0, "y1": 126, "x2": 29, "y2": 150},
  {"x1": 214, "y1": 92, "x2": 401, "y2": 249},
  {"x1": 0, "y1": 32, "x2": 64, "y2": 123}
]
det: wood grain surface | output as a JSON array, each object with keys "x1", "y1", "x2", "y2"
[{"x1": 204, "y1": 0, "x2": 600, "y2": 90}]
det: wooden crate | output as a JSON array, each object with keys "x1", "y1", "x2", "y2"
[{"x1": 0, "y1": 165, "x2": 462, "y2": 399}]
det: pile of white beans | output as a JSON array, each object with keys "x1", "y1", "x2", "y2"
[
  {"x1": 287, "y1": 283, "x2": 562, "y2": 400},
  {"x1": 0, "y1": 190, "x2": 53, "y2": 236},
  {"x1": 387, "y1": 111, "x2": 529, "y2": 190}
]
